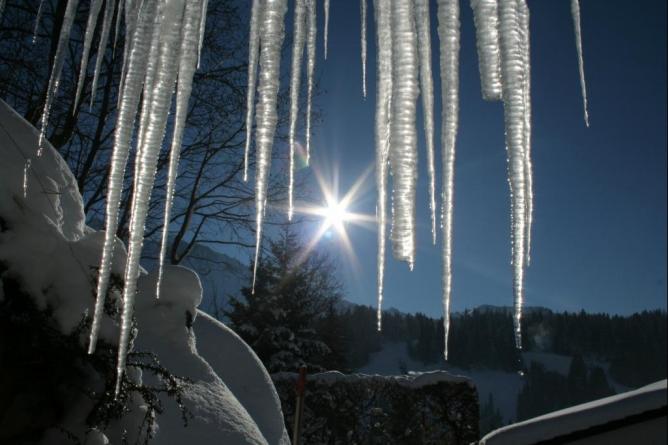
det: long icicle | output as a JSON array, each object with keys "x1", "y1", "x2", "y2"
[
  {"x1": 37, "y1": 0, "x2": 80, "y2": 156},
  {"x1": 252, "y1": 0, "x2": 288, "y2": 292},
  {"x1": 415, "y1": 0, "x2": 437, "y2": 245},
  {"x1": 389, "y1": 0, "x2": 418, "y2": 267},
  {"x1": 112, "y1": 0, "x2": 124, "y2": 56},
  {"x1": 360, "y1": 0, "x2": 367, "y2": 98},
  {"x1": 243, "y1": 0, "x2": 262, "y2": 182},
  {"x1": 323, "y1": 0, "x2": 330, "y2": 59},
  {"x1": 498, "y1": 0, "x2": 528, "y2": 349},
  {"x1": 304, "y1": 0, "x2": 317, "y2": 164},
  {"x1": 288, "y1": 0, "x2": 307, "y2": 220},
  {"x1": 373, "y1": 0, "x2": 392, "y2": 330},
  {"x1": 437, "y1": 0, "x2": 460, "y2": 360},
  {"x1": 32, "y1": 0, "x2": 46, "y2": 43},
  {"x1": 116, "y1": 0, "x2": 188, "y2": 396},
  {"x1": 89, "y1": 0, "x2": 158, "y2": 355},
  {"x1": 470, "y1": 0, "x2": 502, "y2": 101},
  {"x1": 570, "y1": 0, "x2": 589, "y2": 126},
  {"x1": 157, "y1": 0, "x2": 204, "y2": 300},
  {"x1": 196, "y1": 0, "x2": 209, "y2": 69},
  {"x1": 519, "y1": 0, "x2": 533, "y2": 266},
  {"x1": 90, "y1": 0, "x2": 116, "y2": 109},
  {"x1": 73, "y1": 0, "x2": 103, "y2": 112}
]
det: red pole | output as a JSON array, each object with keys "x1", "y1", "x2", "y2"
[{"x1": 292, "y1": 366, "x2": 307, "y2": 445}]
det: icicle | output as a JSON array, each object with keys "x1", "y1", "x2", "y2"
[
  {"x1": 157, "y1": 0, "x2": 203, "y2": 300},
  {"x1": 243, "y1": 0, "x2": 262, "y2": 182},
  {"x1": 360, "y1": 0, "x2": 367, "y2": 98},
  {"x1": 288, "y1": 0, "x2": 307, "y2": 221},
  {"x1": 251, "y1": 0, "x2": 288, "y2": 292},
  {"x1": 89, "y1": 0, "x2": 115, "y2": 109},
  {"x1": 571, "y1": 0, "x2": 589, "y2": 126},
  {"x1": 519, "y1": 0, "x2": 533, "y2": 266},
  {"x1": 113, "y1": 0, "x2": 124, "y2": 56},
  {"x1": 22, "y1": 159, "x2": 31, "y2": 198},
  {"x1": 197, "y1": 0, "x2": 208, "y2": 68},
  {"x1": 89, "y1": 0, "x2": 159, "y2": 356},
  {"x1": 32, "y1": 0, "x2": 46, "y2": 43},
  {"x1": 304, "y1": 0, "x2": 317, "y2": 164},
  {"x1": 389, "y1": 0, "x2": 418, "y2": 266},
  {"x1": 323, "y1": 0, "x2": 330, "y2": 59},
  {"x1": 437, "y1": 0, "x2": 460, "y2": 360},
  {"x1": 37, "y1": 0, "x2": 80, "y2": 156},
  {"x1": 115, "y1": 0, "x2": 187, "y2": 396},
  {"x1": 74, "y1": 0, "x2": 104, "y2": 112},
  {"x1": 373, "y1": 0, "x2": 392, "y2": 330},
  {"x1": 498, "y1": 0, "x2": 528, "y2": 349},
  {"x1": 415, "y1": 0, "x2": 437, "y2": 245},
  {"x1": 470, "y1": 0, "x2": 503, "y2": 101}
]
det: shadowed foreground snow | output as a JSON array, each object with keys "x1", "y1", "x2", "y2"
[{"x1": 0, "y1": 99, "x2": 289, "y2": 444}]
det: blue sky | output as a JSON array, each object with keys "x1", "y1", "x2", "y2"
[{"x1": 294, "y1": 0, "x2": 667, "y2": 317}]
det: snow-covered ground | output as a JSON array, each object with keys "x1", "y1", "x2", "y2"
[{"x1": 0, "y1": 99, "x2": 288, "y2": 444}]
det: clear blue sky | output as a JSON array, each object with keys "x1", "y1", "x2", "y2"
[{"x1": 297, "y1": 0, "x2": 667, "y2": 317}]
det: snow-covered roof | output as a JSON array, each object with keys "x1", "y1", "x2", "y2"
[{"x1": 480, "y1": 380, "x2": 667, "y2": 445}]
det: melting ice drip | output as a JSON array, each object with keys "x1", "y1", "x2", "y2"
[{"x1": 10, "y1": 0, "x2": 591, "y2": 389}]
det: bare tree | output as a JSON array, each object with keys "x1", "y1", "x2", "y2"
[{"x1": 0, "y1": 0, "x2": 315, "y2": 265}]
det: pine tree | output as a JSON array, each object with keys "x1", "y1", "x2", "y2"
[{"x1": 226, "y1": 226, "x2": 345, "y2": 373}]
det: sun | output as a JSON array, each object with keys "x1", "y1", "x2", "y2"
[{"x1": 319, "y1": 199, "x2": 350, "y2": 232}]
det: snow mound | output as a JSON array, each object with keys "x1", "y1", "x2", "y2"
[
  {"x1": 194, "y1": 311, "x2": 290, "y2": 445},
  {"x1": 0, "y1": 99, "x2": 85, "y2": 241},
  {"x1": 480, "y1": 379, "x2": 668, "y2": 444},
  {"x1": 135, "y1": 266, "x2": 289, "y2": 444}
]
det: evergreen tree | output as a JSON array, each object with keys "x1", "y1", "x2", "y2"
[{"x1": 226, "y1": 226, "x2": 346, "y2": 373}]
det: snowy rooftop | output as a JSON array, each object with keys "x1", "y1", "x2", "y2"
[{"x1": 479, "y1": 379, "x2": 667, "y2": 445}]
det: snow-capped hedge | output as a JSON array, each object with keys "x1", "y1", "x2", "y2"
[{"x1": 272, "y1": 370, "x2": 479, "y2": 444}]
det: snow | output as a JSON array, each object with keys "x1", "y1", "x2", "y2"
[
  {"x1": 0, "y1": 99, "x2": 85, "y2": 241},
  {"x1": 480, "y1": 380, "x2": 668, "y2": 445},
  {"x1": 194, "y1": 311, "x2": 291, "y2": 445},
  {"x1": 274, "y1": 368, "x2": 472, "y2": 389}
]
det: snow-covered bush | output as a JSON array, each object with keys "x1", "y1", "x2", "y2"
[{"x1": 0, "y1": 99, "x2": 289, "y2": 444}]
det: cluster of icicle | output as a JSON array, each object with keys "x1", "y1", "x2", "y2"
[
  {"x1": 366, "y1": 0, "x2": 589, "y2": 357},
  {"x1": 26, "y1": 0, "x2": 208, "y2": 396},
  {"x1": 16, "y1": 0, "x2": 591, "y2": 389}
]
